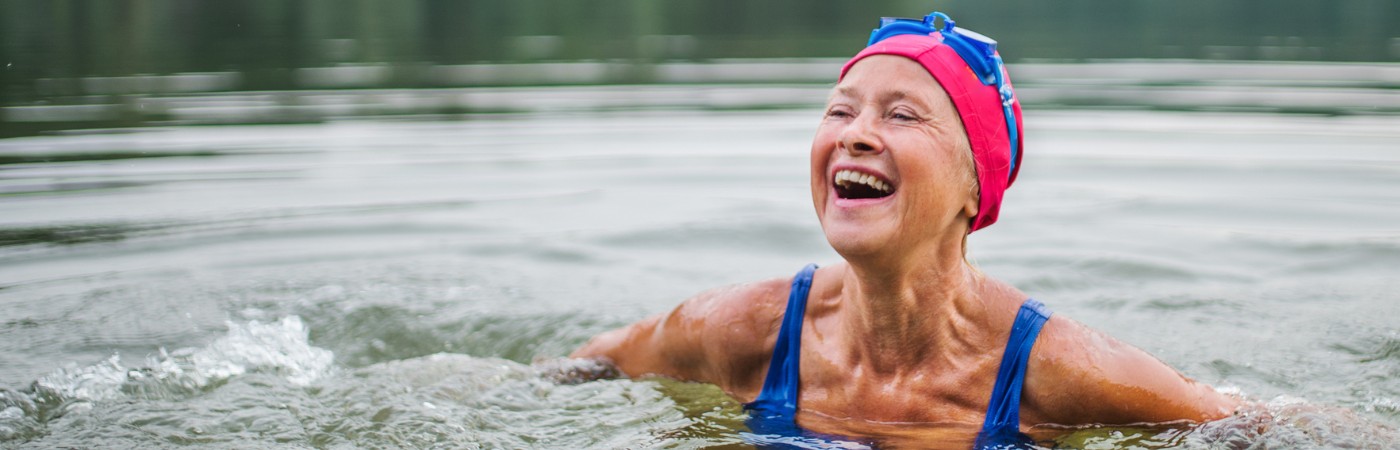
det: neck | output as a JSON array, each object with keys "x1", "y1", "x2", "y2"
[{"x1": 838, "y1": 240, "x2": 984, "y2": 376}]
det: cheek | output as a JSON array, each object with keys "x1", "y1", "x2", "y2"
[
  {"x1": 810, "y1": 127, "x2": 839, "y2": 180},
  {"x1": 809, "y1": 127, "x2": 839, "y2": 216},
  {"x1": 894, "y1": 139, "x2": 971, "y2": 205},
  {"x1": 810, "y1": 125, "x2": 838, "y2": 160}
]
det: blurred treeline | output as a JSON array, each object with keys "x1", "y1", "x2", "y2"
[{"x1": 2, "y1": 0, "x2": 1397, "y2": 100}]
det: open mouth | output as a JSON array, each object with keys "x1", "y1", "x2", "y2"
[{"x1": 833, "y1": 169, "x2": 894, "y2": 200}]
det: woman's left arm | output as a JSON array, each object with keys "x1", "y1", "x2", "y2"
[{"x1": 1024, "y1": 315, "x2": 1243, "y2": 425}]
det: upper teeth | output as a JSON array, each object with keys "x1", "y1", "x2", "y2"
[{"x1": 835, "y1": 169, "x2": 892, "y2": 193}]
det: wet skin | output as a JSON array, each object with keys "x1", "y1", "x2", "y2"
[{"x1": 572, "y1": 55, "x2": 1240, "y2": 437}]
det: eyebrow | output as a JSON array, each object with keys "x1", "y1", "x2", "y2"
[{"x1": 831, "y1": 85, "x2": 922, "y2": 108}]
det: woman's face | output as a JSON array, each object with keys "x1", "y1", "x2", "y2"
[{"x1": 811, "y1": 55, "x2": 979, "y2": 264}]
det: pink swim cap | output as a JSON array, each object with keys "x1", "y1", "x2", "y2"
[{"x1": 838, "y1": 15, "x2": 1024, "y2": 233}]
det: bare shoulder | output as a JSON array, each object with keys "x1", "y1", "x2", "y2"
[
  {"x1": 679, "y1": 276, "x2": 793, "y2": 361},
  {"x1": 1022, "y1": 312, "x2": 1240, "y2": 426},
  {"x1": 570, "y1": 273, "x2": 794, "y2": 397}
]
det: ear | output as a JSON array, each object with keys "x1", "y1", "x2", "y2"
[
  {"x1": 962, "y1": 177, "x2": 981, "y2": 221},
  {"x1": 962, "y1": 195, "x2": 979, "y2": 220}
]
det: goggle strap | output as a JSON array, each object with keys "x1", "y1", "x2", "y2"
[{"x1": 868, "y1": 11, "x2": 1020, "y2": 181}]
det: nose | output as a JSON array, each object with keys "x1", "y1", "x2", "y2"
[{"x1": 838, "y1": 112, "x2": 882, "y2": 155}]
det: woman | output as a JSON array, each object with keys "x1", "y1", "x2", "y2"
[{"x1": 571, "y1": 11, "x2": 1240, "y2": 446}]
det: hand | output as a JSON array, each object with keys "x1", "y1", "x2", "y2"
[{"x1": 534, "y1": 357, "x2": 623, "y2": 385}]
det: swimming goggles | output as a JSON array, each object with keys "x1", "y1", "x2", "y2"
[{"x1": 867, "y1": 12, "x2": 1020, "y2": 178}]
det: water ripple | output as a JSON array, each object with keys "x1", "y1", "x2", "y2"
[{"x1": 0, "y1": 316, "x2": 330, "y2": 443}]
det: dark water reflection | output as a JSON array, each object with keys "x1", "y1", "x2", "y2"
[
  {"x1": 5, "y1": 60, "x2": 1399, "y2": 140},
  {"x1": 4, "y1": 0, "x2": 1395, "y2": 99}
]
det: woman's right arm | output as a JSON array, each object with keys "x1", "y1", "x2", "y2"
[
  {"x1": 570, "y1": 278, "x2": 789, "y2": 396},
  {"x1": 570, "y1": 306, "x2": 701, "y2": 380}
]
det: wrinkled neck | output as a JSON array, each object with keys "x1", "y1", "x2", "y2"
[{"x1": 838, "y1": 242, "x2": 985, "y2": 375}]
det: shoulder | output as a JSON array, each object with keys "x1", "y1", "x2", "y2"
[
  {"x1": 674, "y1": 275, "x2": 793, "y2": 355},
  {"x1": 571, "y1": 269, "x2": 799, "y2": 397},
  {"x1": 656, "y1": 273, "x2": 798, "y2": 398},
  {"x1": 1021, "y1": 312, "x2": 1240, "y2": 425}
]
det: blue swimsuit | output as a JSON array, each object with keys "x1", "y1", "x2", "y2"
[{"x1": 743, "y1": 264, "x2": 1053, "y2": 449}]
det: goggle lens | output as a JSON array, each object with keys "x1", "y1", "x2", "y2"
[{"x1": 865, "y1": 11, "x2": 1020, "y2": 179}]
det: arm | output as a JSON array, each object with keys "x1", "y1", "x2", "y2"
[
  {"x1": 1025, "y1": 316, "x2": 1242, "y2": 426},
  {"x1": 1025, "y1": 316, "x2": 1400, "y2": 446},
  {"x1": 570, "y1": 278, "x2": 789, "y2": 396}
]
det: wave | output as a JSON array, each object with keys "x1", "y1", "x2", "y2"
[
  {"x1": 0, "y1": 315, "x2": 715, "y2": 448},
  {"x1": 0, "y1": 316, "x2": 331, "y2": 442}
]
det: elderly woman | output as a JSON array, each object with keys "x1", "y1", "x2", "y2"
[{"x1": 572, "y1": 11, "x2": 1239, "y2": 446}]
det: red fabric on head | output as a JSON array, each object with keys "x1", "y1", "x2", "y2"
[{"x1": 839, "y1": 33, "x2": 1023, "y2": 233}]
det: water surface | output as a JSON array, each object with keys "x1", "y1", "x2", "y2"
[{"x1": 1, "y1": 106, "x2": 1398, "y2": 448}]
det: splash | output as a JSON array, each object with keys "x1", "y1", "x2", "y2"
[{"x1": 0, "y1": 316, "x2": 333, "y2": 442}]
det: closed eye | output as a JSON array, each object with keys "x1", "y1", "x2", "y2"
[
  {"x1": 889, "y1": 106, "x2": 922, "y2": 122},
  {"x1": 826, "y1": 108, "x2": 854, "y2": 119},
  {"x1": 889, "y1": 111, "x2": 926, "y2": 123}
]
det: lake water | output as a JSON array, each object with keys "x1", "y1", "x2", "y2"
[{"x1": 1, "y1": 102, "x2": 1398, "y2": 448}]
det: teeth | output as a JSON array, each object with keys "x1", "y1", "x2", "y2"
[{"x1": 834, "y1": 169, "x2": 892, "y2": 193}]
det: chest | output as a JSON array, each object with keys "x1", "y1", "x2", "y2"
[{"x1": 791, "y1": 344, "x2": 1006, "y2": 425}]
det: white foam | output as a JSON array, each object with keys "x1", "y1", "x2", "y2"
[
  {"x1": 34, "y1": 354, "x2": 130, "y2": 403},
  {"x1": 1363, "y1": 397, "x2": 1399, "y2": 413},
  {"x1": 32, "y1": 316, "x2": 333, "y2": 405},
  {"x1": 190, "y1": 316, "x2": 333, "y2": 386},
  {"x1": 1214, "y1": 385, "x2": 1244, "y2": 397}
]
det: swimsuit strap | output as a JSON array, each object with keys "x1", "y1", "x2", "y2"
[
  {"x1": 743, "y1": 264, "x2": 876, "y2": 447},
  {"x1": 749, "y1": 263, "x2": 818, "y2": 414},
  {"x1": 980, "y1": 298, "x2": 1054, "y2": 438},
  {"x1": 745, "y1": 267, "x2": 1051, "y2": 448}
]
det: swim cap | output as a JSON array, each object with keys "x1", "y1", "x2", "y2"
[{"x1": 839, "y1": 12, "x2": 1024, "y2": 233}]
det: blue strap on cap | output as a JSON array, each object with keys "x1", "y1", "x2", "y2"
[{"x1": 867, "y1": 12, "x2": 1020, "y2": 180}]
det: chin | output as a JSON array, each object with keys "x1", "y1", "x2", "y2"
[{"x1": 822, "y1": 223, "x2": 896, "y2": 262}]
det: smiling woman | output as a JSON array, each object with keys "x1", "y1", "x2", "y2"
[
  {"x1": 814, "y1": 54, "x2": 982, "y2": 262},
  {"x1": 571, "y1": 11, "x2": 1243, "y2": 448}
]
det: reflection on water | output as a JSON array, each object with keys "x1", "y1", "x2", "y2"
[
  {"x1": 4, "y1": 0, "x2": 1394, "y2": 99},
  {"x1": 1, "y1": 97, "x2": 1398, "y2": 447},
  {"x1": 4, "y1": 60, "x2": 1398, "y2": 138}
]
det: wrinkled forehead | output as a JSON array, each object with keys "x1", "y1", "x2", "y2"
[{"x1": 829, "y1": 55, "x2": 955, "y2": 111}]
